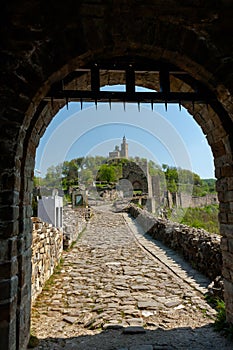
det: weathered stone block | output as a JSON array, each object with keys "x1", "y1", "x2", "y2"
[
  {"x1": 224, "y1": 279, "x2": 233, "y2": 323},
  {"x1": 220, "y1": 238, "x2": 228, "y2": 253},
  {"x1": 227, "y1": 238, "x2": 233, "y2": 254},
  {"x1": 220, "y1": 224, "x2": 233, "y2": 238},
  {"x1": 0, "y1": 238, "x2": 17, "y2": 261},
  {"x1": 0, "y1": 277, "x2": 18, "y2": 302},
  {"x1": 221, "y1": 165, "x2": 233, "y2": 178},
  {"x1": 0, "y1": 259, "x2": 18, "y2": 279}
]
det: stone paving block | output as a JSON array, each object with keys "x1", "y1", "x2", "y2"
[
  {"x1": 62, "y1": 316, "x2": 77, "y2": 324},
  {"x1": 126, "y1": 317, "x2": 144, "y2": 326},
  {"x1": 103, "y1": 323, "x2": 124, "y2": 330},
  {"x1": 138, "y1": 301, "x2": 159, "y2": 309}
]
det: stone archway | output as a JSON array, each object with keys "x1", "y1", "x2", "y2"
[{"x1": 0, "y1": 2, "x2": 233, "y2": 349}]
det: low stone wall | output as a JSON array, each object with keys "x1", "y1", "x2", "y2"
[
  {"x1": 63, "y1": 205, "x2": 91, "y2": 249},
  {"x1": 128, "y1": 204, "x2": 222, "y2": 281},
  {"x1": 31, "y1": 207, "x2": 91, "y2": 303},
  {"x1": 31, "y1": 217, "x2": 63, "y2": 302}
]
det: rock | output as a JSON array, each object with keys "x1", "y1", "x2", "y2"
[
  {"x1": 164, "y1": 299, "x2": 181, "y2": 308},
  {"x1": 126, "y1": 317, "x2": 144, "y2": 326},
  {"x1": 138, "y1": 301, "x2": 158, "y2": 309},
  {"x1": 103, "y1": 323, "x2": 124, "y2": 330},
  {"x1": 141, "y1": 310, "x2": 155, "y2": 317},
  {"x1": 63, "y1": 316, "x2": 77, "y2": 324}
]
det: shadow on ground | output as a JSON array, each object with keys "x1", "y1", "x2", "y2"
[{"x1": 32, "y1": 324, "x2": 233, "y2": 350}]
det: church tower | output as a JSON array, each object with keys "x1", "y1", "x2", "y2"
[{"x1": 120, "y1": 136, "x2": 128, "y2": 159}]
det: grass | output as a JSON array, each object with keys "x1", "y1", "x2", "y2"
[
  {"x1": 168, "y1": 204, "x2": 219, "y2": 234},
  {"x1": 204, "y1": 296, "x2": 233, "y2": 338},
  {"x1": 41, "y1": 257, "x2": 64, "y2": 291},
  {"x1": 64, "y1": 227, "x2": 87, "y2": 251},
  {"x1": 214, "y1": 299, "x2": 227, "y2": 331},
  {"x1": 214, "y1": 299, "x2": 233, "y2": 338},
  {"x1": 28, "y1": 333, "x2": 39, "y2": 348}
]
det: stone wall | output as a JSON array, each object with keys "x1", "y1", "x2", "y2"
[
  {"x1": 31, "y1": 206, "x2": 91, "y2": 303},
  {"x1": 31, "y1": 217, "x2": 63, "y2": 303},
  {"x1": 128, "y1": 205, "x2": 222, "y2": 281},
  {"x1": 63, "y1": 205, "x2": 91, "y2": 249},
  {"x1": 178, "y1": 193, "x2": 218, "y2": 208}
]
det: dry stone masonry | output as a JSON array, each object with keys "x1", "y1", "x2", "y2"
[
  {"x1": 31, "y1": 206, "x2": 91, "y2": 303},
  {"x1": 128, "y1": 205, "x2": 222, "y2": 282},
  {"x1": 63, "y1": 205, "x2": 90, "y2": 249},
  {"x1": 31, "y1": 217, "x2": 63, "y2": 303}
]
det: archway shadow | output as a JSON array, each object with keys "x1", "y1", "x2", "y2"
[{"x1": 32, "y1": 324, "x2": 232, "y2": 350}]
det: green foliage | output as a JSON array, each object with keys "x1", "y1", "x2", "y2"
[
  {"x1": 215, "y1": 299, "x2": 227, "y2": 331},
  {"x1": 44, "y1": 164, "x2": 63, "y2": 188},
  {"x1": 62, "y1": 159, "x2": 82, "y2": 190},
  {"x1": 37, "y1": 158, "x2": 216, "y2": 198},
  {"x1": 214, "y1": 299, "x2": 233, "y2": 338},
  {"x1": 33, "y1": 176, "x2": 41, "y2": 187},
  {"x1": 202, "y1": 178, "x2": 216, "y2": 193},
  {"x1": 161, "y1": 164, "x2": 215, "y2": 196},
  {"x1": 168, "y1": 204, "x2": 219, "y2": 234},
  {"x1": 28, "y1": 334, "x2": 39, "y2": 348},
  {"x1": 96, "y1": 164, "x2": 117, "y2": 182},
  {"x1": 32, "y1": 196, "x2": 38, "y2": 217}
]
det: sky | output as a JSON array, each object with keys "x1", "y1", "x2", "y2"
[{"x1": 35, "y1": 86, "x2": 215, "y2": 179}]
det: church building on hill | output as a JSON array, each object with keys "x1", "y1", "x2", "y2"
[{"x1": 109, "y1": 136, "x2": 129, "y2": 159}]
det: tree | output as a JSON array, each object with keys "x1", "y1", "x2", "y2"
[
  {"x1": 79, "y1": 168, "x2": 93, "y2": 186},
  {"x1": 44, "y1": 164, "x2": 63, "y2": 188},
  {"x1": 97, "y1": 164, "x2": 117, "y2": 182}
]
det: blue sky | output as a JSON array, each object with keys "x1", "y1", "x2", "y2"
[{"x1": 35, "y1": 87, "x2": 215, "y2": 179}]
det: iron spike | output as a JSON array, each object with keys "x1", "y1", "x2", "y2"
[
  {"x1": 95, "y1": 99, "x2": 97, "y2": 110},
  {"x1": 151, "y1": 99, "x2": 154, "y2": 111},
  {"x1": 51, "y1": 96, "x2": 54, "y2": 109},
  {"x1": 123, "y1": 100, "x2": 126, "y2": 111},
  {"x1": 66, "y1": 96, "x2": 69, "y2": 110},
  {"x1": 109, "y1": 98, "x2": 111, "y2": 110},
  {"x1": 179, "y1": 101, "x2": 181, "y2": 111},
  {"x1": 165, "y1": 100, "x2": 167, "y2": 112},
  {"x1": 80, "y1": 98, "x2": 83, "y2": 110},
  {"x1": 138, "y1": 101, "x2": 140, "y2": 112}
]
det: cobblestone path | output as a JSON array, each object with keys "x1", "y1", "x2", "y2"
[{"x1": 31, "y1": 208, "x2": 232, "y2": 350}]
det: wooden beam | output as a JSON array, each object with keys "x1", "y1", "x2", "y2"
[
  {"x1": 44, "y1": 90, "x2": 214, "y2": 104},
  {"x1": 91, "y1": 66, "x2": 100, "y2": 92},
  {"x1": 126, "y1": 66, "x2": 135, "y2": 93},
  {"x1": 159, "y1": 69, "x2": 170, "y2": 93}
]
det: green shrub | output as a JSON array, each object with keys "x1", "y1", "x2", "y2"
[{"x1": 168, "y1": 204, "x2": 219, "y2": 234}]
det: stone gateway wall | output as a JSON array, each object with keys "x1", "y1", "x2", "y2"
[
  {"x1": 1, "y1": 2, "x2": 233, "y2": 348},
  {"x1": 31, "y1": 217, "x2": 63, "y2": 302},
  {"x1": 128, "y1": 205, "x2": 222, "y2": 281}
]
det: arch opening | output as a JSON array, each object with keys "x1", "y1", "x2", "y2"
[
  {"x1": 1, "y1": 5, "x2": 233, "y2": 348},
  {"x1": 19, "y1": 56, "x2": 233, "y2": 348}
]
